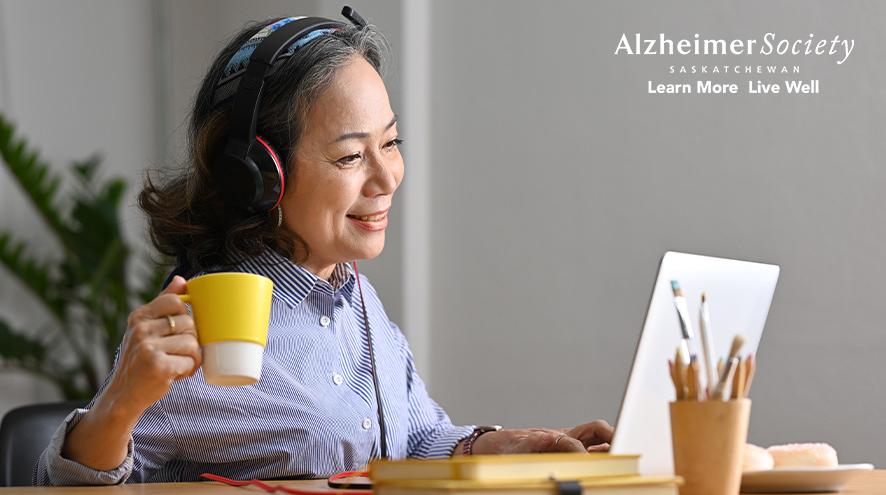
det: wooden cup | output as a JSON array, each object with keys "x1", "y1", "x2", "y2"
[{"x1": 669, "y1": 399, "x2": 751, "y2": 495}]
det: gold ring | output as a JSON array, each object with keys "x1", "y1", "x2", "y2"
[{"x1": 166, "y1": 315, "x2": 176, "y2": 332}]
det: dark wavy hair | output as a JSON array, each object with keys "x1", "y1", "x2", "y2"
[{"x1": 138, "y1": 19, "x2": 388, "y2": 276}]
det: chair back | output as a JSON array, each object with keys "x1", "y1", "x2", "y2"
[{"x1": 0, "y1": 401, "x2": 85, "y2": 486}]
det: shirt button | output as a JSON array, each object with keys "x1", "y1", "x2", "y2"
[
  {"x1": 319, "y1": 315, "x2": 331, "y2": 327},
  {"x1": 333, "y1": 373, "x2": 343, "y2": 385},
  {"x1": 362, "y1": 418, "x2": 372, "y2": 430}
]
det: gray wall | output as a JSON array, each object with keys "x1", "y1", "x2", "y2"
[{"x1": 425, "y1": 0, "x2": 886, "y2": 466}]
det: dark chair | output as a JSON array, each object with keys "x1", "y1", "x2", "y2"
[{"x1": 0, "y1": 401, "x2": 85, "y2": 486}]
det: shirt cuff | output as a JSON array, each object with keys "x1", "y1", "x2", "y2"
[
  {"x1": 414, "y1": 424, "x2": 476, "y2": 459},
  {"x1": 42, "y1": 408, "x2": 134, "y2": 485}
]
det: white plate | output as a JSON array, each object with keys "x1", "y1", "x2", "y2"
[{"x1": 741, "y1": 464, "x2": 874, "y2": 493}]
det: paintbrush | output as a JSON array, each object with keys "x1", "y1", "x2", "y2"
[
  {"x1": 727, "y1": 334, "x2": 745, "y2": 362},
  {"x1": 698, "y1": 292, "x2": 717, "y2": 398},
  {"x1": 670, "y1": 280, "x2": 694, "y2": 365},
  {"x1": 713, "y1": 334, "x2": 745, "y2": 399}
]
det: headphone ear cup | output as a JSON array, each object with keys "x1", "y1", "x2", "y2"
[
  {"x1": 214, "y1": 150, "x2": 264, "y2": 211},
  {"x1": 214, "y1": 136, "x2": 284, "y2": 213},
  {"x1": 248, "y1": 135, "x2": 285, "y2": 212}
]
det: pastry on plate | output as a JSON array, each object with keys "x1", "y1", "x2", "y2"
[
  {"x1": 743, "y1": 443, "x2": 775, "y2": 472},
  {"x1": 767, "y1": 443, "x2": 838, "y2": 468}
]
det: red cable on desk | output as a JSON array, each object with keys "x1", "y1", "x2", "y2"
[{"x1": 200, "y1": 471, "x2": 372, "y2": 494}]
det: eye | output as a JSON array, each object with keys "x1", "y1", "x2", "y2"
[
  {"x1": 384, "y1": 138, "x2": 403, "y2": 150},
  {"x1": 337, "y1": 153, "x2": 362, "y2": 166}
]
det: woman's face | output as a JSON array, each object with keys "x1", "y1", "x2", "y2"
[{"x1": 281, "y1": 55, "x2": 403, "y2": 277}]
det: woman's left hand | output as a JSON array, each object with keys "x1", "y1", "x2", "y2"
[
  {"x1": 467, "y1": 420, "x2": 613, "y2": 455},
  {"x1": 559, "y1": 420, "x2": 614, "y2": 452}
]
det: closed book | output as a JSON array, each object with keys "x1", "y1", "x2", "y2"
[
  {"x1": 369, "y1": 453, "x2": 639, "y2": 482},
  {"x1": 373, "y1": 474, "x2": 680, "y2": 495}
]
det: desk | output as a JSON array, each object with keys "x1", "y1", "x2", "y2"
[{"x1": 3, "y1": 471, "x2": 884, "y2": 494}]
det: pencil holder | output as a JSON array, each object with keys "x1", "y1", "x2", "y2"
[{"x1": 669, "y1": 399, "x2": 750, "y2": 495}]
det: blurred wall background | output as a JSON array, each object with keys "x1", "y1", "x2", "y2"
[
  {"x1": 424, "y1": 0, "x2": 886, "y2": 467},
  {"x1": 1, "y1": 0, "x2": 883, "y2": 466}
]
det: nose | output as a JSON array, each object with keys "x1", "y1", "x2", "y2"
[{"x1": 364, "y1": 151, "x2": 401, "y2": 197}]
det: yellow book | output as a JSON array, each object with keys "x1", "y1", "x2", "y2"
[
  {"x1": 369, "y1": 453, "x2": 639, "y2": 482},
  {"x1": 373, "y1": 474, "x2": 680, "y2": 495}
]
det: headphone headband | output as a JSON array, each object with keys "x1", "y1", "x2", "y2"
[
  {"x1": 226, "y1": 18, "x2": 343, "y2": 149},
  {"x1": 213, "y1": 6, "x2": 366, "y2": 213}
]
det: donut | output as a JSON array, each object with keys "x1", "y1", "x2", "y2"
[
  {"x1": 743, "y1": 443, "x2": 775, "y2": 471},
  {"x1": 767, "y1": 443, "x2": 838, "y2": 468}
]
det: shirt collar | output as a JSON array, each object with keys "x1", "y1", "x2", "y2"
[{"x1": 235, "y1": 249, "x2": 356, "y2": 309}]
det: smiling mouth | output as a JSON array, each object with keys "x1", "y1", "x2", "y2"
[{"x1": 346, "y1": 211, "x2": 388, "y2": 222}]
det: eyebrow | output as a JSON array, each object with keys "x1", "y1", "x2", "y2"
[{"x1": 331, "y1": 114, "x2": 398, "y2": 143}]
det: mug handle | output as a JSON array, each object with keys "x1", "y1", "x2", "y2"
[{"x1": 178, "y1": 294, "x2": 191, "y2": 303}]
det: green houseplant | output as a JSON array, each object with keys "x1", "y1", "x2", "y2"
[{"x1": 0, "y1": 112, "x2": 167, "y2": 400}]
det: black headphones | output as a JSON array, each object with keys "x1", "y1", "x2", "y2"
[{"x1": 212, "y1": 6, "x2": 367, "y2": 213}]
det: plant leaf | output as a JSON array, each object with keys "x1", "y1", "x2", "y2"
[
  {"x1": 0, "y1": 113, "x2": 71, "y2": 244},
  {"x1": 0, "y1": 111, "x2": 156, "y2": 400},
  {"x1": 0, "y1": 317, "x2": 47, "y2": 364},
  {"x1": 0, "y1": 230, "x2": 67, "y2": 318}
]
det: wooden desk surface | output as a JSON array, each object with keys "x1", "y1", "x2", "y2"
[{"x1": 3, "y1": 471, "x2": 884, "y2": 494}]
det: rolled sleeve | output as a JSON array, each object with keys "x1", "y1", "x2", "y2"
[
  {"x1": 393, "y1": 323, "x2": 475, "y2": 458},
  {"x1": 410, "y1": 418, "x2": 476, "y2": 459},
  {"x1": 34, "y1": 408, "x2": 134, "y2": 486}
]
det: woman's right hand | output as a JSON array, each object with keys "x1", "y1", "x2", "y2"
[
  {"x1": 104, "y1": 275, "x2": 202, "y2": 416},
  {"x1": 62, "y1": 275, "x2": 201, "y2": 471}
]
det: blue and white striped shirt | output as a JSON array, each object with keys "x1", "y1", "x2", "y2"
[{"x1": 35, "y1": 249, "x2": 474, "y2": 485}]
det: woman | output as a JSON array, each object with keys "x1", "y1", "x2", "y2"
[{"x1": 35, "y1": 11, "x2": 612, "y2": 485}]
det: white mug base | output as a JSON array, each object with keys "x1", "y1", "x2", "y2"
[{"x1": 202, "y1": 341, "x2": 264, "y2": 387}]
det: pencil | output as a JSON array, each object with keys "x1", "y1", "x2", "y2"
[
  {"x1": 668, "y1": 360, "x2": 679, "y2": 400},
  {"x1": 731, "y1": 358, "x2": 746, "y2": 400},
  {"x1": 744, "y1": 353, "x2": 756, "y2": 397},
  {"x1": 674, "y1": 347, "x2": 686, "y2": 400},
  {"x1": 688, "y1": 360, "x2": 700, "y2": 401}
]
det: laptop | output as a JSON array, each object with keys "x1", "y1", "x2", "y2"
[{"x1": 609, "y1": 251, "x2": 780, "y2": 475}]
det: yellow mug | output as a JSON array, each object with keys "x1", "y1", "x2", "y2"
[{"x1": 178, "y1": 272, "x2": 273, "y2": 386}]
